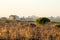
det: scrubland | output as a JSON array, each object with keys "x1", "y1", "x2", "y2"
[{"x1": 0, "y1": 21, "x2": 60, "y2": 40}]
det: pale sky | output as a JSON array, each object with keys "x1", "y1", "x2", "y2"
[{"x1": 0, "y1": 0, "x2": 60, "y2": 17}]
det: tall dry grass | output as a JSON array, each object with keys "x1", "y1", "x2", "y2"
[{"x1": 0, "y1": 21, "x2": 60, "y2": 40}]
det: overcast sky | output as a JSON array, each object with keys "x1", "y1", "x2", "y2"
[{"x1": 0, "y1": 0, "x2": 60, "y2": 17}]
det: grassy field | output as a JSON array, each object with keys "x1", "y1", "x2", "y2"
[{"x1": 0, "y1": 21, "x2": 60, "y2": 40}]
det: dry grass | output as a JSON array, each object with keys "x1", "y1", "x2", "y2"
[{"x1": 0, "y1": 21, "x2": 60, "y2": 40}]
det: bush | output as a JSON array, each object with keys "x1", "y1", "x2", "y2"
[
  {"x1": 0, "y1": 17, "x2": 7, "y2": 20},
  {"x1": 16, "y1": 20, "x2": 21, "y2": 22},
  {"x1": 36, "y1": 17, "x2": 50, "y2": 24},
  {"x1": 29, "y1": 23, "x2": 36, "y2": 27},
  {"x1": 5, "y1": 20, "x2": 17, "y2": 23},
  {"x1": 56, "y1": 24, "x2": 60, "y2": 28}
]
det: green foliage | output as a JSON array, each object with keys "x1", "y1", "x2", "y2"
[
  {"x1": 16, "y1": 20, "x2": 21, "y2": 22},
  {"x1": 5, "y1": 20, "x2": 21, "y2": 23},
  {"x1": 56, "y1": 24, "x2": 60, "y2": 28},
  {"x1": 0, "y1": 17, "x2": 7, "y2": 20},
  {"x1": 36, "y1": 17, "x2": 50, "y2": 24}
]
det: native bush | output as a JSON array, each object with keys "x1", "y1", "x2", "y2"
[
  {"x1": 55, "y1": 24, "x2": 60, "y2": 28},
  {"x1": 36, "y1": 17, "x2": 50, "y2": 24}
]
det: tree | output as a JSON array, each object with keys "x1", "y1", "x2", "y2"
[{"x1": 36, "y1": 17, "x2": 50, "y2": 24}]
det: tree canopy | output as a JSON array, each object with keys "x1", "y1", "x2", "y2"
[{"x1": 36, "y1": 17, "x2": 50, "y2": 24}]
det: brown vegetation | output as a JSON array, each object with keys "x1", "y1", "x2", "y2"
[{"x1": 0, "y1": 21, "x2": 60, "y2": 40}]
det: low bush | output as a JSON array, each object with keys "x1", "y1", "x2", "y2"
[
  {"x1": 56, "y1": 24, "x2": 60, "y2": 28},
  {"x1": 36, "y1": 17, "x2": 50, "y2": 24}
]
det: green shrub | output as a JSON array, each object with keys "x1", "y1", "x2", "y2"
[
  {"x1": 56, "y1": 24, "x2": 60, "y2": 28},
  {"x1": 0, "y1": 17, "x2": 7, "y2": 20},
  {"x1": 16, "y1": 20, "x2": 21, "y2": 22},
  {"x1": 36, "y1": 17, "x2": 50, "y2": 24}
]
